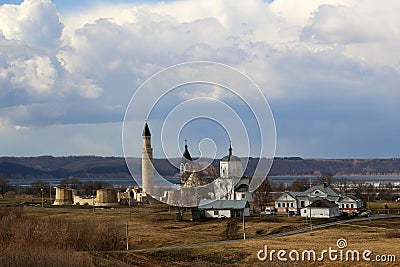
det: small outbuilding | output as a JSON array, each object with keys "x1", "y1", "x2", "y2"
[
  {"x1": 197, "y1": 199, "x2": 250, "y2": 219},
  {"x1": 301, "y1": 199, "x2": 339, "y2": 218}
]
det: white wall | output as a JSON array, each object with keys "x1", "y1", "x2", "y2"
[
  {"x1": 235, "y1": 191, "x2": 254, "y2": 202},
  {"x1": 220, "y1": 160, "x2": 243, "y2": 178},
  {"x1": 205, "y1": 209, "x2": 231, "y2": 218},
  {"x1": 73, "y1": 195, "x2": 94, "y2": 205},
  {"x1": 300, "y1": 207, "x2": 339, "y2": 218}
]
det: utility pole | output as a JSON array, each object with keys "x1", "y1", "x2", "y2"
[
  {"x1": 286, "y1": 193, "x2": 289, "y2": 217},
  {"x1": 243, "y1": 208, "x2": 246, "y2": 240},
  {"x1": 41, "y1": 188, "x2": 44, "y2": 208},
  {"x1": 92, "y1": 188, "x2": 95, "y2": 212},
  {"x1": 126, "y1": 221, "x2": 129, "y2": 250}
]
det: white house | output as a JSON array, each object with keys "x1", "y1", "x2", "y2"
[
  {"x1": 275, "y1": 184, "x2": 362, "y2": 215},
  {"x1": 338, "y1": 195, "x2": 362, "y2": 213},
  {"x1": 198, "y1": 199, "x2": 250, "y2": 218},
  {"x1": 275, "y1": 192, "x2": 301, "y2": 213},
  {"x1": 300, "y1": 199, "x2": 340, "y2": 218}
]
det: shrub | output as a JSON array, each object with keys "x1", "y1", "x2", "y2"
[
  {"x1": 386, "y1": 230, "x2": 400, "y2": 238},
  {"x1": 4, "y1": 191, "x2": 16, "y2": 198},
  {"x1": 223, "y1": 219, "x2": 239, "y2": 239},
  {"x1": 256, "y1": 229, "x2": 264, "y2": 235}
]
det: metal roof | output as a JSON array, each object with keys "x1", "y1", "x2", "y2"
[
  {"x1": 306, "y1": 199, "x2": 338, "y2": 208},
  {"x1": 288, "y1": 192, "x2": 302, "y2": 197},
  {"x1": 299, "y1": 185, "x2": 340, "y2": 197},
  {"x1": 142, "y1": 122, "x2": 151, "y2": 137},
  {"x1": 221, "y1": 155, "x2": 241, "y2": 162},
  {"x1": 198, "y1": 199, "x2": 248, "y2": 210},
  {"x1": 340, "y1": 195, "x2": 361, "y2": 202},
  {"x1": 182, "y1": 145, "x2": 192, "y2": 162}
]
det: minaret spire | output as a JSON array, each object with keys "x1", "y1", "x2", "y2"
[
  {"x1": 142, "y1": 120, "x2": 151, "y2": 137},
  {"x1": 142, "y1": 121, "x2": 154, "y2": 194},
  {"x1": 229, "y1": 140, "x2": 232, "y2": 156}
]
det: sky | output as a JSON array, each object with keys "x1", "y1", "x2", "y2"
[{"x1": 0, "y1": 0, "x2": 400, "y2": 159}]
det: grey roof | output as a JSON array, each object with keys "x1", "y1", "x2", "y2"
[
  {"x1": 299, "y1": 185, "x2": 340, "y2": 197},
  {"x1": 182, "y1": 144, "x2": 192, "y2": 162},
  {"x1": 288, "y1": 192, "x2": 302, "y2": 198},
  {"x1": 340, "y1": 195, "x2": 361, "y2": 202},
  {"x1": 142, "y1": 122, "x2": 151, "y2": 137},
  {"x1": 221, "y1": 142, "x2": 241, "y2": 162},
  {"x1": 306, "y1": 199, "x2": 338, "y2": 208},
  {"x1": 198, "y1": 199, "x2": 248, "y2": 210},
  {"x1": 235, "y1": 184, "x2": 249, "y2": 192},
  {"x1": 221, "y1": 155, "x2": 241, "y2": 162}
]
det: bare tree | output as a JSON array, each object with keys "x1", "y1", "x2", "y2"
[
  {"x1": 289, "y1": 178, "x2": 309, "y2": 192},
  {"x1": 274, "y1": 181, "x2": 286, "y2": 192},
  {"x1": 31, "y1": 180, "x2": 49, "y2": 195},
  {"x1": 351, "y1": 180, "x2": 366, "y2": 199},
  {"x1": 254, "y1": 177, "x2": 273, "y2": 211},
  {"x1": 201, "y1": 164, "x2": 219, "y2": 181},
  {"x1": 0, "y1": 177, "x2": 8, "y2": 198},
  {"x1": 377, "y1": 182, "x2": 395, "y2": 201},
  {"x1": 83, "y1": 181, "x2": 108, "y2": 196},
  {"x1": 317, "y1": 172, "x2": 334, "y2": 186},
  {"x1": 60, "y1": 176, "x2": 82, "y2": 189},
  {"x1": 336, "y1": 177, "x2": 348, "y2": 193}
]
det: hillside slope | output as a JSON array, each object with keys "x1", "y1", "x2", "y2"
[{"x1": 1, "y1": 156, "x2": 400, "y2": 179}]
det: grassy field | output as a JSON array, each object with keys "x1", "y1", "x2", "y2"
[{"x1": 0, "y1": 198, "x2": 399, "y2": 266}]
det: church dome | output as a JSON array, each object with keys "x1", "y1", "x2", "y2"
[
  {"x1": 221, "y1": 142, "x2": 241, "y2": 162},
  {"x1": 221, "y1": 154, "x2": 241, "y2": 162}
]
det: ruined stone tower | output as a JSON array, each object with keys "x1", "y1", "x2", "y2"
[{"x1": 142, "y1": 121, "x2": 154, "y2": 194}]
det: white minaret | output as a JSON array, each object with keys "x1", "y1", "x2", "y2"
[{"x1": 142, "y1": 121, "x2": 154, "y2": 194}]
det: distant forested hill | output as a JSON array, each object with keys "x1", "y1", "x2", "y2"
[{"x1": 1, "y1": 156, "x2": 400, "y2": 179}]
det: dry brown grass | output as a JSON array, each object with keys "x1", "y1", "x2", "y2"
[
  {"x1": 1, "y1": 205, "x2": 399, "y2": 266},
  {"x1": 135, "y1": 224, "x2": 400, "y2": 267},
  {"x1": 368, "y1": 200, "x2": 400, "y2": 210},
  {"x1": 0, "y1": 207, "x2": 124, "y2": 267}
]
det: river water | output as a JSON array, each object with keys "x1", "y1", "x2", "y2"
[{"x1": 7, "y1": 175, "x2": 400, "y2": 187}]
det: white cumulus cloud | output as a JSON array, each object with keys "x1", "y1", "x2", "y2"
[
  {"x1": 8, "y1": 56, "x2": 56, "y2": 94},
  {"x1": 0, "y1": 0, "x2": 63, "y2": 48},
  {"x1": 0, "y1": 0, "x2": 399, "y2": 157}
]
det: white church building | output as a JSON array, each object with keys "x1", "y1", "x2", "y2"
[{"x1": 179, "y1": 140, "x2": 254, "y2": 202}]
